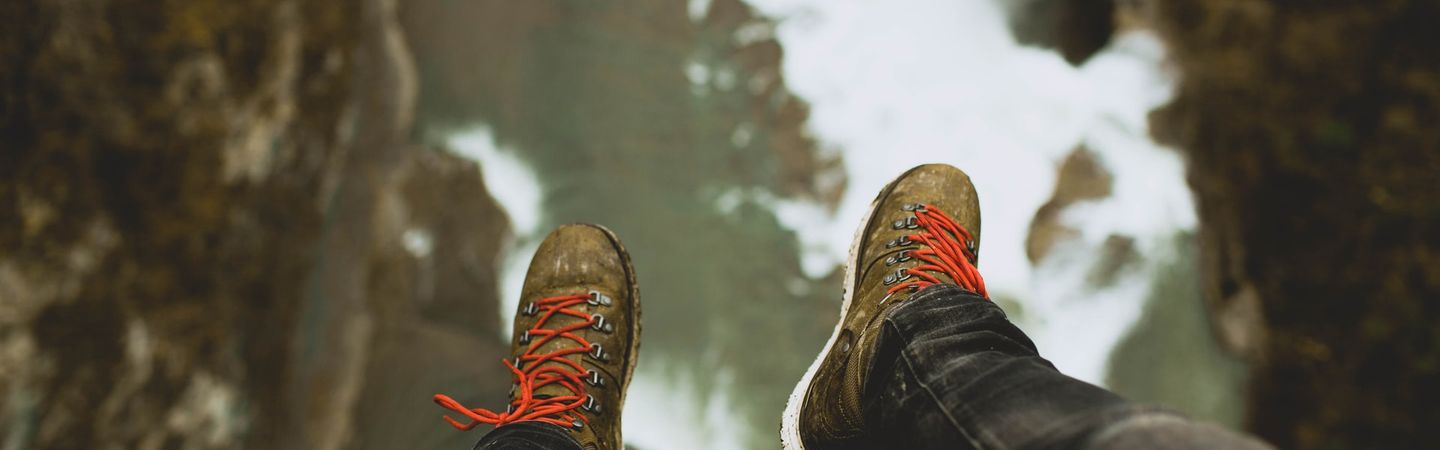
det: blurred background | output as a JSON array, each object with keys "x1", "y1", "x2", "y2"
[{"x1": 2, "y1": 0, "x2": 1437, "y2": 449}]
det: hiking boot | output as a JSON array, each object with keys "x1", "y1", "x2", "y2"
[
  {"x1": 435, "y1": 224, "x2": 640, "y2": 450},
  {"x1": 781, "y1": 164, "x2": 987, "y2": 450}
]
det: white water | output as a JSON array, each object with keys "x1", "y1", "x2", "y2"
[{"x1": 748, "y1": 0, "x2": 1193, "y2": 385}]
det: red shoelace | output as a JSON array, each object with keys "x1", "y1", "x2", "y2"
[
  {"x1": 433, "y1": 292, "x2": 601, "y2": 430},
  {"x1": 888, "y1": 204, "x2": 988, "y2": 298}
]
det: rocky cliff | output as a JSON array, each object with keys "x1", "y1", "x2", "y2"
[
  {"x1": 1148, "y1": 1, "x2": 1440, "y2": 447},
  {"x1": 1, "y1": 1, "x2": 512, "y2": 448},
  {"x1": 1011, "y1": 0, "x2": 1440, "y2": 446}
]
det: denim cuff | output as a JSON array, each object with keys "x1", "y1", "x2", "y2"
[{"x1": 473, "y1": 421, "x2": 584, "y2": 450}]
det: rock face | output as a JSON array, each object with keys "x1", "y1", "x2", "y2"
[
  {"x1": 1147, "y1": 1, "x2": 1440, "y2": 448},
  {"x1": 1026, "y1": 146, "x2": 1115, "y2": 264},
  {"x1": 348, "y1": 148, "x2": 513, "y2": 450},
  {"x1": 1, "y1": 1, "x2": 354, "y2": 447},
  {"x1": 0, "y1": 1, "x2": 511, "y2": 449},
  {"x1": 1006, "y1": 0, "x2": 1118, "y2": 66}
]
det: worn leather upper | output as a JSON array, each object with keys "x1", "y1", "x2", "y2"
[
  {"x1": 799, "y1": 164, "x2": 982, "y2": 449},
  {"x1": 509, "y1": 224, "x2": 639, "y2": 450}
]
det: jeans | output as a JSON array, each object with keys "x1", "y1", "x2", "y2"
[
  {"x1": 474, "y1": 284, "x2": 1273, "y2": 450},
  {"x1": 472, "y1": 421, "x2": 583, "y2": 450},
  {"x1": 859, "y1": 285, "x2": 1272, "y2": 449}
]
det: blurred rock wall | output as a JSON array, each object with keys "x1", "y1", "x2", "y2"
[
  {"x1": 1011, "y1": 0, "x2": 1440, "y2": 447},
  {"x1": 0, "y1": 1, "x2": 512, "y2": 449},
  {"x1": 1146, "y1": 1, "x2": 1440, "y2": 448},
  {"x1": 1006, "y1": 0, "x2": 1117, "y2": 66}
]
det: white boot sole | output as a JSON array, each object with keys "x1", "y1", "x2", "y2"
[{"x1": 779, "y1": 183, "x2": 888, "y2": 450}]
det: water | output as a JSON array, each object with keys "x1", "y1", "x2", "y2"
[{"x1": 747, "y1": 0, "x2": 1189, "y2": 385}]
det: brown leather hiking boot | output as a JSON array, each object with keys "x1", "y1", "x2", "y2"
[
  {"x1": 435, "y1": 224, "x2": 640, "y2": 450},
  {"x1": 781, "y1": 164, "x2": 987, "y2": 450}
]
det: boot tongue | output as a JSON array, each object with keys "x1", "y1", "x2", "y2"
[{"x1": 520, "y1": 312, "x2": 593, "y2": 403}]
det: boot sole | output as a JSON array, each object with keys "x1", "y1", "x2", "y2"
[{"x1": 779, "y1": 166, "x2": 922, "y2": 450}]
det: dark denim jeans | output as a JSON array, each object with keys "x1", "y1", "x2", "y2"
[
  {"x1": 858, "y1": 285, "x2": 1272, "y2": 449},
  {"x1": 473, "y1": 421, "x2": 583, "y2": 450},
  {"x1": 474, "y1": 284, "x2": 1272, "y2": 450}
]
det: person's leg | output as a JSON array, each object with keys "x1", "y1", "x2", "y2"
[
  {"x1": 471, "y1": 421, "x2": 584, "y2": 450},
  {"x1": 862, "y1": 284, "x2": 1272, "y2": 450},
  {"x1": 782, "y1": 164, "x2": 1270, "y2": 450},
  {"x1": 782, "y1": 164, "x2": 995, "y2": 450}
]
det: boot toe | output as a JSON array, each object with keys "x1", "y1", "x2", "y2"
[{"x1": 523, "y1": 224, "x2": 630, "y2": 297}]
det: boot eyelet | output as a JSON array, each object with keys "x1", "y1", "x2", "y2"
[
  {"x1": 584, "y1": 369, "x2": 605, "y2": 387},
  {"x1": 588, "y1": 343, "x2": 609, "y2": 362},
  {"x1": 884, "y1": 269, "x2": 911, "y2": 285},
  {"x1": 590, "y1": 314, "x2": 614, "y2": 333},
  {"x1": 883, "y1": 269, "x2": 912, "y2": 286},
  {"x1": 892, "y1": 216, "x2": 919, "y2": 230},
  {"x1": 902, "y1": 203, "x2": 927, "y2": 212},
  {"x1": 582, "y1": 394, "x2": 601, "y2": 413},
  {"x1": 519, "y1": 330, "x2": 532, "y2": 344},
  {"x1": 572, "y1": 420, "x2": 584, "y2": 430},
  {"x1": 885, "y1": 250, "x2": 912, "y2": 266},
  {"x1": 523, "y1": 302, "x2": 539, "y2": 316},
  {"x1": 886, "y1": 236, "x2": 914, "y2": 248},
  {"x1": 587, "y1": 290, "x2": 612, "y2": 307}
]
